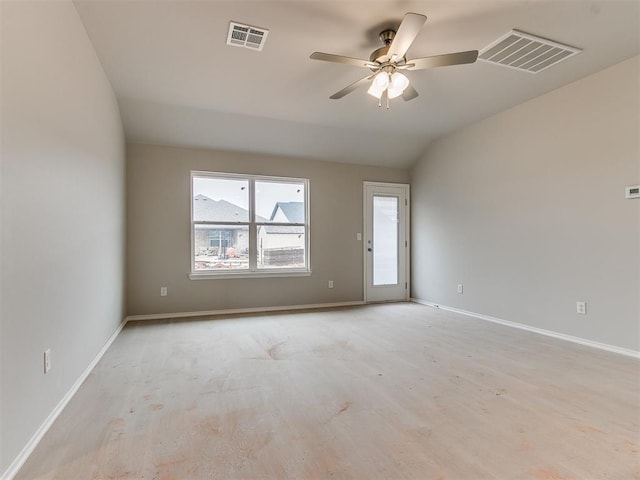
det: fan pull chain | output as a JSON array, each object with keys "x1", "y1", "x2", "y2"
[
  {"x1": 377, "y1": 96, "x2": 391, "y2": 109},
  {"x1": 378, "y1": 90, "x2": 391, "y2": 109}
]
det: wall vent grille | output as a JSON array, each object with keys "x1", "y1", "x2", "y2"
[
  {"x1": 479, "y1": 30, "x2": 581, "y2": 73},
  {"x1": 226, "y1": 22, "x2": 269, "y2": 51}
]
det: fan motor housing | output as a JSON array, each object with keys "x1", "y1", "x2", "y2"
[
  {"x1": 370, "y1": 45, "x2": 391, "y2": 63},
  {"x1": 370, "y1": 29, "x2": 404, "y2": 66}
]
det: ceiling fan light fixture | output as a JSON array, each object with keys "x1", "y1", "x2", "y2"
[
  {"x1": 367, "y1": 83, "x2": 385, "y2": 99},
  {"x1": 387, "y1": 85, "x2": 404, "y2": 99},
  {"x1": 390, "y1": 72, "x2": 409, "y2": 91},
  {"x1": 310, "y1": 12, "x2": 478, "y2": 105},
  {"x1": 372, "y1": 71, "x2": 390, "y2": 89},
  {"x1": 368, "y1": 71, "x2": 390, "y2": 98}
]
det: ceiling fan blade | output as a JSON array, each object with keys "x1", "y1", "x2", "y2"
[
  {"x1": 402, "y1": 85, "x2": 419, "y2": 101},
  {"x1": 408, "y1": 50, "x2": 478, "y2": 70},
  {"x1": 387, "y1": 12, "x2": 427, "y2": 60},
  {"x1": 310, "y1": 52, "x2": 376, "y2": 69},
  {"x1": 329, "y1": 74, "x2": 375, "y2": 99}
]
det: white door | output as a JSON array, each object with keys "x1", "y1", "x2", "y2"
[{"x1": 364, "y1": 182, "x2": 409, "y2": 302}]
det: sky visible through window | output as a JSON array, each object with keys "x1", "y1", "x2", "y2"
[{"x1": 193, "y1": 176, "x2": 305, "y2": 220}]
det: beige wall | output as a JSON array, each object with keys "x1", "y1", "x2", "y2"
[
  {"x1": 0, "y1": 1, "x2": 126, "y2": 473},
  {"x1": 126, "y1": 144, "x2": 409, "y2": 316},
  {"x1": 411, "y1": 56, "x2": 640, "y2": 352}
]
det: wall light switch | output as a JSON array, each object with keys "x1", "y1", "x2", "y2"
[
  {"x1": 160, "y1": 287, "x2": 168, "y2": 297},
  {"x1": 457, "y1": 284, "x2": 464, "y2": 294},
  {"x1": 576, "y1": 301, "x2": 586, "y2": 315},
  {"x1": 328, "y1": 280, "x2": 334, "y2": 289},
  {"x1": 357, "y1": 233, "x2": 362, "y2": 241},
  {"x1": 44, "y1": 349, "x2": 51, "y2": 374}
]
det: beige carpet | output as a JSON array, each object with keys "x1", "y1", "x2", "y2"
[{"x1": 15, "y1": 303, "x2": 640, "y2": 479}]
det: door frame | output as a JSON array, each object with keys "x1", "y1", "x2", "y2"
[{"x1": 363, "y1": 181, "x2": 410, "y2": 303}]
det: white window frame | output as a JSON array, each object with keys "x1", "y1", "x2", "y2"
[{"x1": 189, "y1": 171, "x2": 311, "y2": 279}]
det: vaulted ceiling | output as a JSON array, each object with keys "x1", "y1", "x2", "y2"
[{"x1": 73, "y1": 0, "x2": 640, "y2": 167}]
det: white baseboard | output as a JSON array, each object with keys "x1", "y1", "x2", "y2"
[
  {"x1": 1, "y1": 319, "x2": 128, "y2": 480},
  {"x1": 126, "y1": 300, "x2": 366, "y2": 322},
  {"x1": 410, "y1": 298, "x2": 640, "y2": 359}
]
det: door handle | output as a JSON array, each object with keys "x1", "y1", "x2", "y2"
[{"x1": 367, "y1": 248, "x2": 372, "y2": 252}]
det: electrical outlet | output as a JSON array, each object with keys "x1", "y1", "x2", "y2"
[
  {"x1": 625, "y1": 185, "x2": 640, "y2": 199},
  {"x1": 328, "y1": 280, "x2": 334, "y2": 289},
  {"x1": 160, "y1": 287, "x2": 167, "y2": 297},
  {"x1": 576, "y1": 301, "x2": 586, "y2": 315},
  {"x1": 457, "y1": 284, "x2": 464, "y2": 294},
  {"x1": 44, "y1": 349, "x2": 51, "y2": 374}
]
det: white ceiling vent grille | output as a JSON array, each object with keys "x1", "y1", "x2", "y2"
[
  {"x1": 226, "y1": 22, "x2": 269, "y2": 51},
  {"x1": 479, "y1": 30, "x2": 581, "y2": 73}
]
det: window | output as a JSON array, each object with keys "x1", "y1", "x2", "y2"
[{"x1": 190, "y1": 171, "x2": 309, "y2": 278}]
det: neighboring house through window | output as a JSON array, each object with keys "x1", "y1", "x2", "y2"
[
  {"x1": 190, "y1": 172, "x2": 310, "y2": 278},
  {"x1": 257, "y1": 201, "x2": 306, "y2": 266}
]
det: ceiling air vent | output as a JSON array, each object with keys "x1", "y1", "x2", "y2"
[
  {"x1": 479, "y1": 30, "x2": 581, "y2": 73},
  {"x1": 226, "y1": 22, "x2": 269, "y2": 51}
]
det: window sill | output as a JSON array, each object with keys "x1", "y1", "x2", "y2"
[{"x1": 188, "y1": 270, "x2": 312, "y2": 280}]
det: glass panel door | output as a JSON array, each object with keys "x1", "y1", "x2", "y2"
[
  {"x1": 364, "y1": 182, "x2": 409, "y2": 302},
  {"x1": 373, "y1": 196, "x2": 399, "y2": 286}
]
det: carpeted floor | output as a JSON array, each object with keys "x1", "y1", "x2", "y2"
[{"x1": 15, "y1": 302, "x2": 640, "y2": 479}]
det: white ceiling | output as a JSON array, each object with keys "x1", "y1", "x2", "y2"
[{"x1": 73, "y1": 0, "x2": 640, "y2": 168}]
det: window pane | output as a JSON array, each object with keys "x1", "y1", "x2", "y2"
[
  {"x1": 191, "y1": 172, "x2": 309, "y2": 276},
  {"x1": 373, "y1": 195, "x2": 398, "y2": 285},
  {"x1": 194, "y1": 224, "x2": 249, "y2": 271},
  {"x1": 256, "y1": 226, "x2": 306, "y2": 269},
  {"x1": 255, "y1": 181, "x2": 305, "y2": 223},
  {"x1": 193, "y1": 177, "x2": 249, "y2": 222}
]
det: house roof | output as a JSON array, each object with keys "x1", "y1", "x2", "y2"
[
  {"x1": 194, "y1": 194, "x2": 270, "y2": 223},
  {"x1": 193, "y1": 194, "x2": 249, "y2": 223},
  {"x1": 269, "y1": 202, "x2": 305, "y2": 223}
]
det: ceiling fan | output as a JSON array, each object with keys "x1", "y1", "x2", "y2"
[{"x1": 310, "y1": 12, "x2": 478, "y2": 108}]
